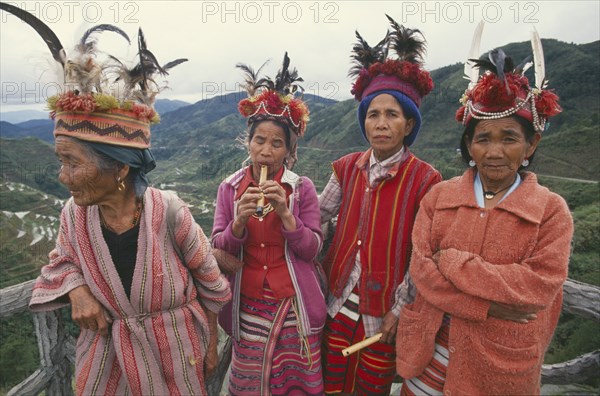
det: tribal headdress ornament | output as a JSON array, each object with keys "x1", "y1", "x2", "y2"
[
  {"x1": 237, "y1": 52, "x2": 309, "y2": 169},
  {"x1": 0, "y1": 2, "x2": 187, "y2": 149},
  {"x1": 350, "y1": 15, "x2": 434, "y2": 146},
  {"x1": 237, "y1": 52, "x2": 309, "y2": 137},
  {"x1": 456, "y1": 22, "x2": 561, "y2": 132}
]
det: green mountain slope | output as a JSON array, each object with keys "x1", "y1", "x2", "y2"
[
  {"x1": 0, "y1": 181, "x2": 63, "y2": 287},
  {"x1": 0, "y1": 137, "x2": 68, "y2": 198}
]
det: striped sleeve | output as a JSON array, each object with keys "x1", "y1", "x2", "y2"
[
  {"x1": 319, "y1": 172, "x2": 343, "y2": 223},
  {"x1": 174, "y1": 203, "x2": 231, "y2": 313},
  {"x1": 29, "y1": 199, "x2": 87, "y2": 311}
]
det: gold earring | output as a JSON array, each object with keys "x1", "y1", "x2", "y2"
[{"x1": 117, "y1": 177, "x2": 125, "y2": 192}]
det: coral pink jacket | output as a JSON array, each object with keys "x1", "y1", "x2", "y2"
[{"x1": 396, "y1": 169, "x2": 573, "y2": 395}]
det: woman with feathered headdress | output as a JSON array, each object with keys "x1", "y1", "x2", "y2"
[
  {"x1": 319, "y1": 15, "x2": 441, "y2": 395},
  {"x1": 211, "y1": 53, "x2": 326, "y2": 395},
  {"x1": 395, "y1": 23, "x2": 572, "y2": 395},
  {"x1": 1, "y1": 3, "x2": 232, "y2": 395}
]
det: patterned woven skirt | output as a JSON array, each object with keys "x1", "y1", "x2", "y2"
[
  {"x1": 322, "y1": 292, "x2": 396, "y2": 395},
  {"x1": 400, "y1": 315, "x2": 451, "y2": 396},
  {"x1": 228, "y1": 287, "x2": 324, "y2": 396}
]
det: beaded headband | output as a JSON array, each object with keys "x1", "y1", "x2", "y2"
[
  {"x1": 456, "y1": 22, "x2": 561, "y2": 132},
  {"x1": 237, "y1": 52, "x2": 309, "y2": 137},
  {"x1": 0, "y1": 2, "x2": 187, "y2": 148}
]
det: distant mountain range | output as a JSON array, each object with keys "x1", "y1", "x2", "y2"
[
  {"x1": 1, "y1": 38, "x2": 598, "y2": 234},
  {"x1": 0, "y1": 109, "x2": 48, "y2": 124}
]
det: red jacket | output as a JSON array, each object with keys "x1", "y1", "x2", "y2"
[{"x1": 396, "y1": 169, "x2": 573, "y2": 395}]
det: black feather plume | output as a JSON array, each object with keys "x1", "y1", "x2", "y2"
[
  {"x1": 133, "y1": 29, "x2": 168, "y2": 91},
  {"x1": 238, "y1": 52, "x2": 304, "y2": 97},
  {"x1": 386, "y1": 14, "x2": 426, "y2": 64},
  {"x1": 468, "y1": 58, "x2": 494, "y2": 74},
  {"x1": 78, "y1": 24, "x2": 130, "y2": 54},
  {"x1": 237, "y1": 61, "x2": 270, "y2": 96},
  {"x1": 140, "y1": 49, "x2": 167, "y2": 75},
  {"x1": 274, "y1": 52, "x2": 304, "y2": 95},
  {"x1": 275, "y1": 52, "x2": 291, "y2": 93},
  {"x1": 0, "y1": 2, "x2": 66, "y2": 66},
  {"x1": 469, "y1": 49, "x2": 526, "y2": 94},
  {"x1": 488, "y1": 49, "x2": 507, "y2": 83},
  {"x1": 137, "y1": 28, "x2": 149, "y2": 91},
  {"x1": 114, "y1": 28, "x2": 187, "y2": 103},
  {"x1": 468, "y1": 49, "x2": 522, "y2": 77},
  {"x1": 162, "y1": 58, "x2": 188, "y2": 72},
  {"x1": 348, "y1": 31, "x2": 389, "y2": 77}
]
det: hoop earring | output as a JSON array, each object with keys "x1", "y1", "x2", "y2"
[
  {"x1": 469, "y1": 160, "x2": 476, "y2": 167},
  {"x1": 117, "y1": 177, "x2": 125, "y2": 192},
  {"x1": 522, "y1": 158, "x2": 530, "y2": 167}
]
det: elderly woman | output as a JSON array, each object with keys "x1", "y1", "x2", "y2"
[
  {"x1": 212, "y1": 53, "x2": 326, "y2": 395},
  {"x1": 395, "y1": 37, "x2": 573, "y2": 394},
  {"x1": 12, "y1": 10, "x2": 232, "y2": 395},
  {"x1": 320, "y1": 18, "x2": 441, "y2": 395}
]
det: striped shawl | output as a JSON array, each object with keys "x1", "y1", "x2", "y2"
[{"x1": 30, "y1": 188, "x2": 231, "y2": 396}]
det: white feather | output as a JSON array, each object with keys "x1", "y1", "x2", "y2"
[
  {"x1": 464, "y1": 20, "x2": 485, "y2": 89},
  {"x1": 530, "y1": 27, "x2": 545, "y2": 90},
  {"x1": 521, "y1": 61, "x2": 534, "y2": 75}
]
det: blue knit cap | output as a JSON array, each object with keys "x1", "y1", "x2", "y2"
[{"x1": 357, "y1": 89, "x2": 422, "y2": 147}]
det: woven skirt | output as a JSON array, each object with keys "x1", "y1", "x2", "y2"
[{"x1": 228, "y1": 287, "x2": 324, "y2": 396}]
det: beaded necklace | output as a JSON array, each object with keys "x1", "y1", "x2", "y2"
[{"x1": 99, "y1": 198, "x2": 143, "y2": 231}]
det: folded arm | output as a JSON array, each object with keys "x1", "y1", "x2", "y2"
[
  {"x1": 410, "y1": 192, "x2": 491, "y2": 322},
  {"x1": 437, "y1": 196, "x2": 572, "y2": 310}
]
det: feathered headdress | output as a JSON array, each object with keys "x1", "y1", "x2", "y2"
[
  {"x1": 237, "y1": 52, "x2": 309, "y2": 138},
  {"x1": 0, "y1": 2, "x2": 187, "y2": 148},
  {"x1": 351, "y1": 15, "x2": 434, "y2": 146},
  {"x1": 456, "y1": 23, "x2": 561, "y2": 132},
  {"x1": 350, "y1": 14, "x2": 433, "y2": 105}
]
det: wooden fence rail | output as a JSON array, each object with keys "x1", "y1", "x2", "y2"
[{"x1": 2, "y1": 278, "x2": 599, "y2": 395}]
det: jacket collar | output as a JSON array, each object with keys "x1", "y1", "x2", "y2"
[{"x1": 436, "y1": 168, "x2": 549, "y2": 224}]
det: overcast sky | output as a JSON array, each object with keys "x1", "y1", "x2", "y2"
[{"x1": 1, "y1": 0, "x2": 599, "y2": 112}]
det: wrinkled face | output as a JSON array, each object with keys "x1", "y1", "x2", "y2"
[
  {"x1": 467, "y1": 118, "x2": 540, "y2": 185},
  {"x1": 364, "y1": 94, "x2": 415, "y2": 161},
  {"x1": 55, "y1": 136, "x2": 119, "y2": 207},
  {"x1": 249, "y1": 121, "x2": 290, "y2": 181}
]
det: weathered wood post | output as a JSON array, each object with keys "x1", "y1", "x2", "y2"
[{"x1": 2, "y1": 280, "x2": 74, "y2": 396}]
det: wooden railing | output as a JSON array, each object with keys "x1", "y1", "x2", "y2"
[{"x1": 1, "y1": 278, "x2": 599, "y2": 395}]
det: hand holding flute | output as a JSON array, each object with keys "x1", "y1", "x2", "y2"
[{"x1": 231, "y1": 165, "x2": 268, "y2": 238}]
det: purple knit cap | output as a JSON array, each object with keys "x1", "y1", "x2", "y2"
[{"x1": 361, "y1": 74, "x2": 422, "y2": 107}]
